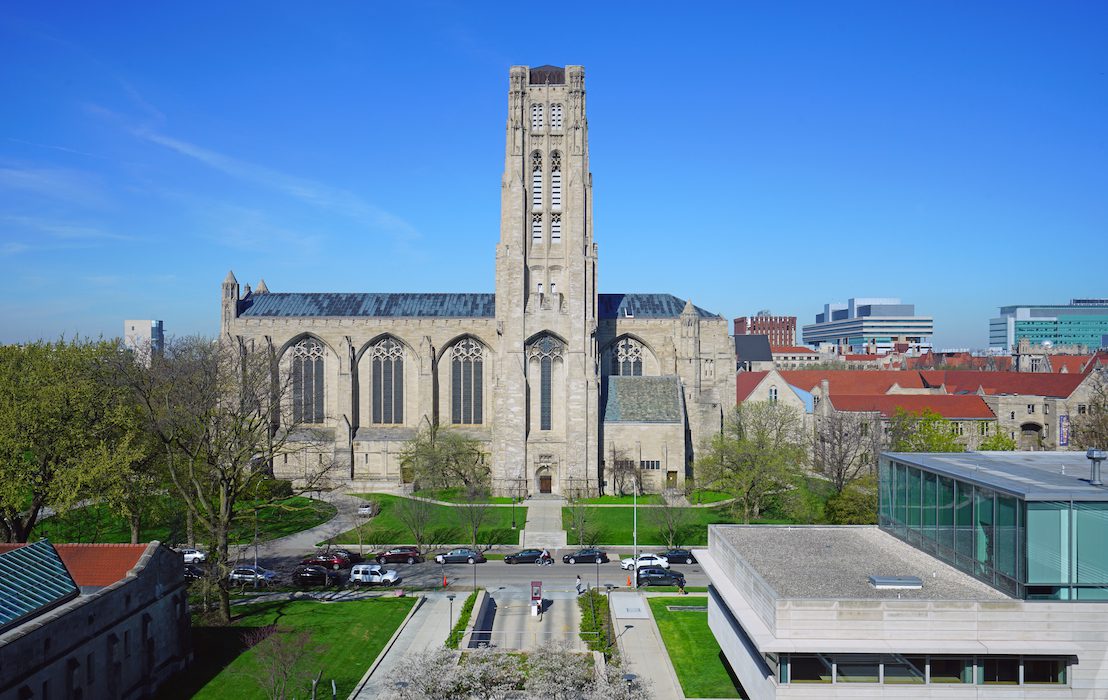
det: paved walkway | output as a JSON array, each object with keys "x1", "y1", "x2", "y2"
[
  {"x1": 520, "y1": 496, "x2": 567, "y2": 548},
  {"x1": 481, "y1": 583, "x2": 583, "y2": 651},
  {"x1": 247, "y1": 490, "x2": 366, "y2": 559},
  {"x1": 611, "y1": 591, "x2": 684, "y2": 700},
  {"x1": 351, "y1": 593, "x2": 454, "y2": 697}
]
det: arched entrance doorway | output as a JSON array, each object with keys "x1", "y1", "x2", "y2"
[
  {"x1": 536, "y1": 466, "x2": 553, "y2": 494},
  {"x1": 1020, "y1": 422, "x2": 1043, "y2": 451}
]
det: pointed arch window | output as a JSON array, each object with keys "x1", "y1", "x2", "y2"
[
  {"x1": 451, "y1": 339, "x2": 484, "y2": 425},
  {"x1": 550, "y1": 214, "x2": 561, "y2": 243},
  {"x1": 371, "y1": 338, "x2": 404, "y2": 424},
  {"x1": 611, "y1": 337, "x2": 644, "y2": 376},
  {"x1": 529, "y1": 336, "x2": 563, "y2": 431},
  {"x1": 769, "y1": 385, "x2": 778, "y2": 403},
  {"x1": 532, "y1": 212, "x2": 543, "y2": 242},
  {"x1": 550, "y1": 104, "x2": 563, "y2": 129},
  {"x1": 531, "y1": 152, "x2": 543, "y2": 210},
  {"x1": 550, "y1": 151, "x2": 562, "y2": 209},
  {"x1": 291, "y1": 338, "x2": 324, "y2": 424},
  {"x1": 531, "y1": 103, "x2": 544, "y2": 129}
]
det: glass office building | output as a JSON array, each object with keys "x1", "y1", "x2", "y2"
[{"x1": 879, "y1": 452, "x2": 1108, "y2": 600}]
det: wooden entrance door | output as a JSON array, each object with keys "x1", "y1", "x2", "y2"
[{"x1": 540, "y1": 475, "x2": 552, "y2": 493}]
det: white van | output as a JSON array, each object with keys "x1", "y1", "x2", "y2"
[{"x1": 349, "y1": 563, "x2": 400, "y2": 586}]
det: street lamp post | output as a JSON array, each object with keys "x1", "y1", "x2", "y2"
[
  {"x1": 632, "y1": 481, "x2": 638, "y2": 587},
  {"x1": 595, "y1": 556, "x2": 600, "y2": 592},
  {"x1": 446, "y1": 593, "x2": 456, "y2": 646},
  {"x1": 253, "y1": 506, "x2": 259, "y2": 591}
]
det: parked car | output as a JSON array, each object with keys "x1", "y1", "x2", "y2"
[
  {"x1": 177, "y1": 548, "x2": 206, "y2": 564},
  {"x1": 620, "y1": 554, "x2": 670, "y2": 571},
  {"x1": 229, "y1": 565, "x2": 277, "y2": 585},
  {"x1": 183, "y1": 564, "x2": 205, "y2": 581},
  {"x1": 373, "y1": 546, "x2": 424, "y2": 565},
  {"x1": 301, "y1": 552, "x2": 351, "y2": 570},
  {"x1": 350, "y1": 563, "x2": 400, "y2": 586},
  {"x1": 562, "y1": 548, "x2": 609, "y2": 564},
  {"x1": 434, "y1": 548, "x2": 486, "y2": 564},
  {"x1": 292, "y1": 565, "x2": 341, "y2": 588},
  {"x1": 329, "y1": 548, "x2": 362, "y2": 564},
  {"x1": 636, "y1": 566, "x2": 685, "y2": 587},
  {"x1": 504, "y1": 549, "x2": 548, "y2": 565},
  {"x1": 357, "y1": 502, "x2": 379, "y2": 517},
  {"x1": 659, "y1": 549, "x2": 697, "y2": 565}
]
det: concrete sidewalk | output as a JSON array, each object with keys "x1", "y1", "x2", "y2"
[
  {"x1": 520, "y1": 497, "x2": 567, "y2": 548},
  {"x1": 248, "y1": 490, "x2": 367, "y2": 559},
  {"x1": 611, "y1": 591, "x2": 684, "y2": 700},
  {"x1": 351, "y1": 593, "x2": 454, "y2": 697}
]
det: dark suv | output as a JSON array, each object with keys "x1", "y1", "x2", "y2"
[{"x1": 637, "y1": 566, "x2": 685, "y2": 587}]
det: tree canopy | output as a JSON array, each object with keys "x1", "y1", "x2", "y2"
[{"x1": 887, "y1": 407, "x2": 965, "y2": 453}]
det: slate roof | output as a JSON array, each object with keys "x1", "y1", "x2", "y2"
[
  {"x1": 734, "y1": 335, "x2": 772, "y2": 362},
  {"x1": 0, "y1": 540, "x2": 80, "y2": 634},
  {"x1": 602, "y1": 376, "x2": 682, "y2": 423},
  {"x1": 238, "y1": 291, "x2": 720, "y2": 320}
]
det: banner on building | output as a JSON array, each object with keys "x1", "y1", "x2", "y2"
[{"x1": 1059, "y1": 415, "x2": 1070, "y2": 447}]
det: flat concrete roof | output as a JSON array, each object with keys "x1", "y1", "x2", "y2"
[
  {"x1": 713, "y1": 525, "x2": 1009, "y2": 601},
  {"x1": 885, "y1": 451, "x2": 1108, "y2": 501}
]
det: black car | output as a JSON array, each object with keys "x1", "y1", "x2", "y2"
[
  {"x1": 293, "y1": 565, "x2": 342, "y2": 588},
  {"x1": 659, "y1": 549, "x2": 697, "y2": 565},
  {"x1": 504, "y1": 549, "x2": 547, "y2": 565},
  {"x1": 562, "y1": 548, "x2": 609, "y2": 564},
  {"x1": 183, "y1": 564, "x2": 205, "y2": 581},
  {"x1": 636, "y1": 566, "x2": 685, "y2": 587},
  {"x1": 330, "y1": 548, "x2": 363, "y2": 564},
  {"x1": 434, "y1": 548, "x2": 486, "y2": 564}
]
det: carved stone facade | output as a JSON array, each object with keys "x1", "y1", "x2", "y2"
[{"x1": 219, "y1": 65, "x2": 735, "y2": 496}]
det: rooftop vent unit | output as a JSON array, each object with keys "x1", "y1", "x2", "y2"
[
  {"x1": 1088, "y1": 449, "x2": 1107, "y2": 487},
  {"x1": 868, "y1": 575, "x2": 923, "y2": 590}
]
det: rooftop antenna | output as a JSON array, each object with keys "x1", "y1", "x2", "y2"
[{"x1": 1088, "y1": 449, "x2": 1106, "y2": 487}]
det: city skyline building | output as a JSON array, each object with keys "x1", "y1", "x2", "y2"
[
  {"x1": 801, "y1": 297, "x2": 933, "y2": 355},
  {"x1": 734, "y1": 311, "x2": 796, "y2": 347},
  {"x1": 990, "y1": 299, "x2": 1108, "y2": 352}
]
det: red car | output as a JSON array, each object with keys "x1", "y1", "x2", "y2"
[
  {"x1": 373, "y1": 546, "x2": 424, "y2": 565},
  {"x1": 300, "y1": 552, "x2": 351, "y2": 570}
]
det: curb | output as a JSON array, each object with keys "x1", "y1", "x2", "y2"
[{"x1": 347, "y1": 594, "x2": 425, "y2": 699}]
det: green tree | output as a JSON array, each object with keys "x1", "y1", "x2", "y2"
[
  {"x1": 824, "y1": 475, "x2": 878, "y2": 524},
  {"x1": 695, "y1": 401, "x2": 807, "y2": 523},
  {"x1": 1073, "y1": 372, "x2": 1108, "y2": 450},
  {"x1": 887, "y1": 407, "x2": 965, "y2": 453},
  {"x1": 0, "y1": 340, "x2": 135, "y2": 543},
  {"x1": 978, "y1": 430, "x2": 1018, "y2": 451},
  {"x1": 400, "y1": 423, "x2": 489, "y2": 493}
]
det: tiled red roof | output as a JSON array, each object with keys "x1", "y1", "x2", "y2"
[
  {"x1": 1050, "y1": 355, "x2": 1092, "y2": 374},
  {"x1": 771, "y1": 346, "x2": 815, "y2": 354},
  {"x1": 0, "y1": 543, "x2": 148, "y2": 587},
  {"x1": 780, "y1": 370, "x2": 929, "y2": 395},
  {"x1": 920, "y1": 370, "x2": 1087, "y2": 398},
  {"x1": 830, "y1": 394, "x2": 995, "y2": 419},
  {"x1": 737, "y1": 371, "x2": 769, "y2": 402}
]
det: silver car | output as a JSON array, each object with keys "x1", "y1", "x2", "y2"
[{"x1": 349, "y1": 563, "x2": 400, "y2": 586}]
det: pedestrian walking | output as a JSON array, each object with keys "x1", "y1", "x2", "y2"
[{"x1": 575, "y1": 575, "x2": 583, "y2": 595}]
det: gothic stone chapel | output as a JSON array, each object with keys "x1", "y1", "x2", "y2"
[{"x1": 220, "y1": 65, "x2": 735, "y2": 497}]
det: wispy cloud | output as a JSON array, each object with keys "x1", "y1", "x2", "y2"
[
  {"x1": 130, "y1": 127, "x2": 420, "y2": 243},
  {"x1": 0, "y1": 165, "x2": 109, "y2": 207},
  {"x1": 1, "y1": 242, "x2": 30, "y2": 256},
  {"x1": 1, "y1": 215, "x2": 134, "y2": 242}
]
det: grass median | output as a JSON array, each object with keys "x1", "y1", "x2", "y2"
[
  {"x1": 648, "y1": 596, "x2": 743, "y2": 698},
  {"x1": 330, "y1": 494, "x2": 525, "y2": 546},
  {"x1": 563, "y1": 505, "x2": 789, "y2": 546}
]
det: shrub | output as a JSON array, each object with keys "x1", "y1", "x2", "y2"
[{"x1": 446, "y1": 590, "x2": 478, "y2": 649}]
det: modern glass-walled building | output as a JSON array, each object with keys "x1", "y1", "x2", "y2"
[{"x1": 879, "y1": 451, "x2": 1108, "y2": 600}]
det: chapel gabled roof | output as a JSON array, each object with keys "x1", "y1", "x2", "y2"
[
  {"x1": 598, "y1": 294, "x2": 720, "y2": 319},
  {"x1": 602, "y1": 375, "x2": 682, "y2": 423}
]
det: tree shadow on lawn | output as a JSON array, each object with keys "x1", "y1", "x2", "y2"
[{"x1": 156, "y1": 626, "x2": 256, "y2": 699}]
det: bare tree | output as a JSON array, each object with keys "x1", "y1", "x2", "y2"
[
  {"x1": 400, "y1": 423, "x2": 490, "y2": 492},
  {"x1": 812, "y1": 411, "x2": 880, "y2": 494},
  {"x1": 566, "y1": 491, "x2": 600, "y2": 547},
  {"x1": 1074, "y1": 371, "x2": 1108, "y2": 450},
  {"x1": 606, "y1": 445, "x2": 641, "y2": 497},
  {"x1": 454, "y1": 489, "x2": 491, "y2": 551},
  {"x1": 240, "y1": 626, "x2": 328, "y2": 700},
  {"x1": 646, "y1": 497, "x2": 693, "y2": 549},
  {"x1": 394, "y1": 494, "x2": 435, "y2": 553},
  {"x1": 121, "y1": 336, "x2": 335, "y2": 622}
]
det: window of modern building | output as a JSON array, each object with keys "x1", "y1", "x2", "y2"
[
  {"x1": 291, "y1": 337, "x2": 325, "y2": 424},
  {"x1": 835, "y1": 655, "x2": 880, "y2": 682},
  {"x1": 530, "y1": 103, "x2": 543, "y2": 129},
  {"x1": 550, "y1": 103, "x2": 563, "y2": 129},
  {"x1": 531, "y1": 152, "x2": 543, "y2": 209},
  {"x1": 371, "y1": 337, "x2": 404, "y2": 424},
  {"x1": 779, "y1": 654, "x2": 1065, "y2": 686},
  {"x1": 1023, "y1": 657, "x2": 1067, "y2": 684},
  {"x1": 980, "y1": 657, "x2": 1019, "y2": 685},
  {"x1": 451, "y1": 338, "x2": 483, "y2": 425},
  {"x1": 611, "y1": 337, "x2": 644, "y2": 376},
  {"x1": 930, "y1": 657, "x2": 972, "y2": 684},
  {"x1": 882, "y1": 656, "x2": 925, "y2": 684}
]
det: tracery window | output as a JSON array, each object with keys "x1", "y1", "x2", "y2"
[
  {"x1": 531, "y1": 152, "x2": 543, "y2": 210},
  {"x1": 550, "y1": 104, "x2": 563, "y2": 129},
  {"x1": 531, "y1": 103, "x2": 544, "y2": 129},
  {"x1": 291, "y1": 338, "x2": 324, "y2": 424},
  {"x1": 371, "y1": 338, "x2": 404, "y2": 424},
  {"x1": 532, "y1": 212, "x2": 543, "y2": 242},
  {"x1": 550, "y1": 151, "x2": 562, "y2": 209},
  {"x1": 529, "y1": 336, "x2": 563, "y2": 431},
  {"x1": 550, "y1": 213, "x2": 561, "y2": 243},
  {"x1": 611, "y1": 337, "x2": 644, "y2": 376},
  {"x1": 451, "y1": 339, "x2": 483, "y2": 425}
]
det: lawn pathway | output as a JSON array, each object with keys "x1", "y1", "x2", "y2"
[{"x1": 250, "y1": 489, "x2": 366, "y2": 560}]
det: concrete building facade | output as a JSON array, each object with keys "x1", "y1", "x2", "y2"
[
  {"x1": 802, "y1": 298, "x2": 933, "y2": 355},
  {"x1": 990, "y1": 299, "x2": 1108, "y2": 352},
  {"x1": 219, "y1": 65, "x2": 734, "y2": 496},
  {"x1": 735, "y1": 312, "x2": 797, "y2": 347}
]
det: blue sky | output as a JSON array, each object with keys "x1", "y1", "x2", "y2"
[{"x1": 1, "y1": 2, "x2": 1105, "y2": 348}]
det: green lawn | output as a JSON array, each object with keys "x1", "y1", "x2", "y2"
[
  {"x1": 413, "y1": 487, "x2": 516, "y2": 504},
  {"x1": 575, "y1": 494, "x2": 663, "y2": 505},
  {"x1": 648, "y1": 596, "x2": 743, "y2": 698},
  {"x1": 331, "y1": 494, "x2": 525, "y2": 546},
  {"x1": 563, "y1": 505, "x2": 788, "y2": 546},
  {"x1": 686, "y1": 490, "x2": 733, "y2": 504},
  {"x1": 32, "y1": 496, "x2": 335, "y2": 546},
  {"x1": 164, "y1": 597, "x2": 415, "y2": 700}
]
